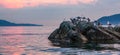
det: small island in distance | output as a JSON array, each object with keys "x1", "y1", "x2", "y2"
[{"x1": 0, "y1": 20, "x2": 43, "y2": 26}]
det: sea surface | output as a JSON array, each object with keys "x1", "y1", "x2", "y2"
[{"x1": 0, "y1": 26, "x2": 120, "y2": 55}]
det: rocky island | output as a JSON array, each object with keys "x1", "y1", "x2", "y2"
[{"x1": 48, "y1": 16, "x2": 120, "y2": 49}]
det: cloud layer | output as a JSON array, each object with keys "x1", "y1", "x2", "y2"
[{"x1": 0, "y1": 0, "x2": 97, "y2": 8}]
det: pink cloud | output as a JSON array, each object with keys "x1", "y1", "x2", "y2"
[
  {"x1": 78, "y1": 0, "x2": 97, "y2": 4},
  {"x1": 0, "y1": 0, "x2": 97, "y2": 9}
]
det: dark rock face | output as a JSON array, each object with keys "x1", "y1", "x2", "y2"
[
  {"x1": 114, "y1": 26, "x2": 120, "y2": 33},
  {"x1": 48, "y1": 17, "x2": 120, "y2": 48}
]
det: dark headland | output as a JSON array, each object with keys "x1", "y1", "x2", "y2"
[
  {"x1": 0, "y1": 20, "x2": 43, "y2": 26},
  {"x1": 98, "y1": 14, "x2": 120, "y2": 25}
]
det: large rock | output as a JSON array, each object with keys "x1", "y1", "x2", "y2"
[{"x1": 48, "y1": 17, "x2": 120, "y2": 48}]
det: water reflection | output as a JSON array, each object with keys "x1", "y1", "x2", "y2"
[
  {"x1": 0, "y1": 26, "x2": 120, "y2": 55},
  {"x1": 0, "y1": 46, "x2": 25, "y2": 55},
  {"x1": 0, "y1": 27, "x2": 26, "y2": 55},
  {"x1": 0, "y1": 27, "x2": 24, "y2": 34},
  {"x1": 0, "y1": 26, "x2": 59, "y2": 55}
]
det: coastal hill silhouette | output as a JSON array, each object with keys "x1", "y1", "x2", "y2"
[
  {"x1": 98, "y1": 14, "x2": 120, "y2": 25},
  {"x1": 0, "y1": 20, "x2": 43, "y2": 26}
]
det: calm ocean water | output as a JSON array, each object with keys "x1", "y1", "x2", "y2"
[{"x1": 0, "y1": 26, "x2": 120, "y2": 55}]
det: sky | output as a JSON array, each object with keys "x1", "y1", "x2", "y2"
[{"x1": 0, "y1": 0, "x2": 120, "y2": 25}]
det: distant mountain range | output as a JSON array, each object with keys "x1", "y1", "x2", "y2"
[
  {"x1": 97, "y1": 14, "x2": 120, "y2": 25},
  {"x1": 0, "y1": 20, "x2": 43, "y2": 26}
]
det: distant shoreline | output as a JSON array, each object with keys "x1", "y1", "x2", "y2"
[
  {"x1": 0, "y1": 20, "x2": 43, "y2": 26},
  {"x1": 0, "y1": 25, "x2": 42, "y2": 27}
]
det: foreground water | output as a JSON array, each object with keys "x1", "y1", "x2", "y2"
[{"x1": 0, "y1": 26, "x2": 120, "y2": 55}]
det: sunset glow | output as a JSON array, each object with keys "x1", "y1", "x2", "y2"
[{"x1": 0, "y1": 0, "x2": 97, "y2": 8}]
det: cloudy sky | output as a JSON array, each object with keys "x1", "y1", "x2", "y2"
[{"x1": 0, "y1": 0, "x2": 120, "y2": 25}]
